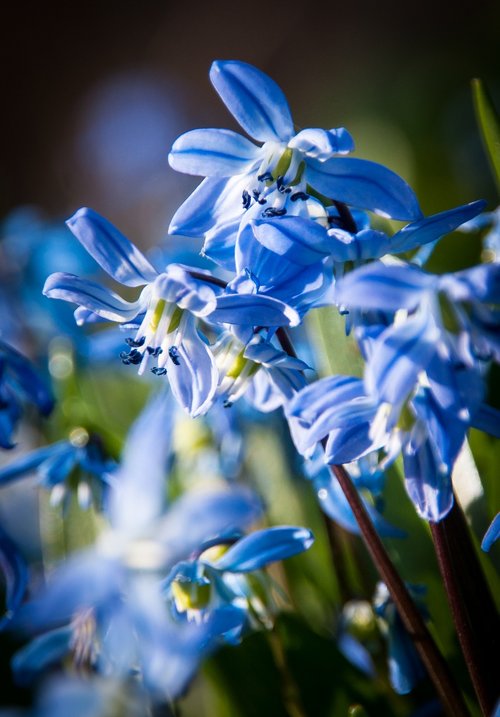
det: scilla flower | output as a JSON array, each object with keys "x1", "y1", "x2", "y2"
[{"x1": 168, "y1": 60, "x2": 421, "y2": 246}]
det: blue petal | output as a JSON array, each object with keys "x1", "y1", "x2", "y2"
[
  {"x1": 305, "y1": 157, "x2": 422, "y2": 221},
  {"x1": 337, "y1": 633, "x2": 375, "y2": 676},
  {"x1": 387, "y1": 617, "x2": 425, "y2": 694},
  {"x1": 203, "y1": 220, "x2": 238, "y2": 271},
  {"x1": 0, "y1": 341, "x2": 54, "y2": 416},
  {"x1": 471, "y1": 404, "x2": 500, "y2": 438},
  {"x1": 313, "y1": 469, "x2": 405, "y2": 537},
  {"x1": 166, "y1": 322, "x2": 218, "y2": 418},
  {"x1": 390, "y1": 200, "x2": 487, "y2": 254},
  {"x1": 210, "y1": 293, "x2": 300, "y2": 327},
  {"x1": 110, "y1": 388, "x2": 174, "y2": 536},
  {"x1": 403, "y1": 438, "x2": 454, "y2": 521},
  {"x1": 0, "y1": 443, "x2": 68, "y2": 486},
  {"x1": 43, "y1": 273, "x2": 143, "y2": 322},
  {"x1": 169, "y1": 128, "x2": 261, "y2": 177},
  {"x1": 0, "y1": 524, "x2": 28, "y2": 629},
  {"x1": 38, "y1": 446, "x2": 79, "y2": 487},
  {"x1": 210, "y1": 60, "x2": 294, "y2": 143},
  {"x1": 251, "y1": 216, "x2": 331, "y2": 265},
  {"x1": 12, "y1": 627, "x2": 72, "y2": 685},
  {"x1": 441, "y1": 263, "x2": 500, "y2": 304},
  {"x1": 209, "y1": 526, "x2": 314, "y2": 572},
  {"x1": 335, "y1": 262, "x2": 435, "y2": 312},
  {"x1": 364, "y1": 312, "x2": 439, "y2": 406},
  {"x1": 289, "y1": 127, "x2": 355, "y2": 159},
  {"x1": 66, "y1": 208, "x2": 157, "y2": 287},
  {"x1": 481, "y1": 513, "x2": 500, "y2": 552},
  {"x1": 157, "y1": 488, "x2": 262, "y2": 564},
  {"x1": 168, "y1": 175, "x2": 245, "y2": 237}
]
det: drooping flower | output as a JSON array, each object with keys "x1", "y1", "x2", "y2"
[
  {"x1": 0, "y1": 428, "x2": 115, "y2": 511},
  {"x1": 163, "y1": 526, "x2": 314, "y2": 643},
  {"x1": 14, "y1": 390, "x2": 262, "y2": 699}
]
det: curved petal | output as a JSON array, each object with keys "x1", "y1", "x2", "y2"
[
  {"x1": 305, "y1": 157, "x2": 422, "y2": 221},
  {"x1": 210, "y1": 60, "x2": 294, "y2": 143},
  {"x1": 210, "y1": 526, "x2": 314, "y2": 572},
  {"x1": 43, "y1": 273, "x2": 143, "y2": 323},
  {"x1": 168, "y1": 175, "x2": 246, "y2": 238},
  {"x1": 313, "y1": 470, "x2": 405, "y2": 537},
  {"x1": 0, "y1": 443, "x2": 68, "y2": 486},
  {"x1": 481, "y1": 513, "x2": 500, "y2": 552},
  {"x1": 12, "y1": 627, "x2": 72, "y2": 685},
  {"x1": 0, "y1": 341, "x2": 54, "y2": 417},
  {"x1": 167, "y1": 324, "x2": 218, "y2": 418},
  {"x1": 0, "y1": 524, "x2": 28, "y2": 629},
  {"x1": 210, "y1": 293, "x2": 300, "y2": 327},
  {"x1": 109, "y1": 388, "x2": 174, "y2": 536},
  {"x1": 390, "y1": 200, "x2": 487, "y2": 254},
  {"x1": 403, "y1": 438, "x2": 454, "y2": 521},
  {"x1": 289, "y1": 127, "x2": 355, "y2": 159},
  {"x1": 157, "y1": 487, "x2": 262, "y2": 564},
  {"x1": 251, "y1": 216, "x2": 331, "y2": 265},
  {"x1": 169, "y1": 128, "x2": 260, "y2": 177},
  {"x1": 66, "y1": 208, "x2": 157, "y2": 287},
  {"x1": 335, "y1": 262, "x2": 435, "y2": 312},
  {"x1": 365, "y1": 312, "x2": 440, "y2": 406}
]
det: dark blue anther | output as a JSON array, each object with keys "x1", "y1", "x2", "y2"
[
  {"x1": 168, "y1": 346, "x2": 181, "y2": 366},
  {"x1": 125, "y1": 336, "x2": 145, "y2": 348},
  {"x1": 242, "y1": 190, "x2": 251, "y2": 209},
  {"x1": 223, "y1": 399, "x2": 233, "y2": 408},
  {"x1": 252, "y1": 190, "x2": 267, "y2": 205},
  {"x1": 276, "y1": 176, "x2": 291, "y2": 194},
  {"x1": 257, "y1": 171, "x2": 273, "y2": 182},
  {"x1": 151, "y1": 367, "x2": 167, "y2": 376},
  {"x1": 290, "y1": 191, "x2": 309, "y2": 202},
  {"x1": 146, "y1": 346, "x2": 163, "y2": 357},
  {"x1": 262, "y1": 207, "x2": 287, "y2": 218}
]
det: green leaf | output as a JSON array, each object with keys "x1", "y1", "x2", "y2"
[{"x1": 472, "y1": 79, "x2": 500, "y2": 194}]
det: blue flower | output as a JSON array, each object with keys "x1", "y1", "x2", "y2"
[
  {"x1": 0, "y1": 429, "x2": 115, "y2": 511},
  {"x1": 168, "y1": 60, "x2": 421, "y2": 246},
  {"x1": 44, "y1": 208, "x2": 301, "y2": 416},
  {"x1": 163, "y1": 526, "x2": 314, "y2": 643},
  {"x1": 15, "y1": 390, "x2": 262, "y2": 698},
  {"x1": 0, "y1": 339, "x2": 54, "y2": 449},
  {"x1": 213, "y1": 332, "x2": 309, "y2": 411}
]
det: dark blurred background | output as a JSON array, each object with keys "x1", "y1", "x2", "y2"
[{"x1": 1, "y1": 0, "x2": 499, "y2": 249}]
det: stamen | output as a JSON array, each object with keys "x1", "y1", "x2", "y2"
[
  {"x1": 290, "y1": 191, "x2": 309, "y2": 202},
  {"x1": 257, "y1": 171, "x2": 273, "y2": 182},
  {"x1": 125, "y1": 336, "x2": 145, "y2": 347},
  {"x1": 242, "y1": 190, "x2": 251, "y2": 209},
  {"x1": 151, "y1": 367, "x2": 167, "y2": 376},
  {"x1": 169, "y1": 346, "x2": 181, "y2": 366},
  {"x1": 223, "y1": 399, "x2": 233, "y2": 408},
  {"x1": 146, "y1": 346, "x2": 163, "y2": 357},
  {"x1": 262, "y1": 207, "x2": 286, "y2": 218},
  {"x1": 120, "y1": 349, "x2": 143, "y2": 365}
]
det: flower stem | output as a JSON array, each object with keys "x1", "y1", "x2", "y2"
[
  {"x1": 274, "y1": 327, "x2": 470, "y2": 717},
  {"x1": 329, "y1": 463, "x2": 471, "y2": 717},
  {"x1": 430, "y1": 496, "x2": 499, "y2": 716}
]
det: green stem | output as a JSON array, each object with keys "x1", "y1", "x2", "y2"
[{"x1": 267, "y1": 627, "x2": 308, "y2": 717}]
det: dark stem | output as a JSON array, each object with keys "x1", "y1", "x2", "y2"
[
  {"x1": 274, "y1": 327, "x2": 469, "y2": 716},
  {"x1": 430, "y1": 497, "x2": 499, "y2": 716},
  {"x1": 330, "y1": 464, "x2": 471, "y2": 717},
  {"x1": 332, "y1": 200, "x2": 358, "y2": 234}
]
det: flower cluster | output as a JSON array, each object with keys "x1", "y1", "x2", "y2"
[{"x1": 1, "y1": 58, "x2": 498, "y2": 714}]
